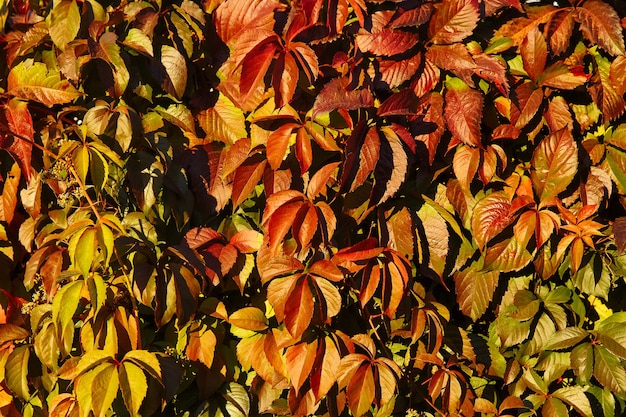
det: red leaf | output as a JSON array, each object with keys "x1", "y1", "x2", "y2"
[
  {"x1": 273, "y1": 51, "x2": 299, "y2": 107},
  {"x1": 240, "y1": 39, "x2": 279, "y2": 98},
  {"x1": 513, "y1": 82, "x2": 544, "y2": 129},
  {"x1": 295, "y1": 128, "x2": 312, "y2": 173},
  {"x1": 356, "y1": 28, "x2": 418, "y2": 57},
  {"x1": 312, "y1": 77, "x2": 374, "y2": 118},
  {"x1": 2, "y1": 99, "x2": 34, "y2": 183},
  {"x1": 428, "y1": 0, "x2": 479, "y2": 45},
  {"x1": 471, "y1": 192, "x2": 513, "y2": 249},
  {"x1": 412, "y1": 59, "x2": 441, "y2": 99},
  {"x1": 378, "y1": 90, "x2": 419, "y2": 117},
  {"x1": 426, "y1": 44, "x2": 475, "y2": 73},
  {"x1": 390, "y1": 4, "x2": 434, "y2": 28},
  {"x1": 415, "y1": 92, "x2": 445, "y2": 165},
  {"x1": 339, "y1": 122, "x2": 379, "y2": 193},
  {"x1": 310, "y1": 337, "x2": 341, "y2": 401},
  {"x1": 444, "y1": 78, "x2": 483, "y2": 147},
  {"x1": 185, "y1": 227, "x2": 224, "y2": 249},
  {"x1": 538, "y1": 63, "x2": 588, "y2": 89},
  {"x1": 472, "y1": 54, "x2": 509, "y2": 95},
  {"x1": 380, "y1": 55, "x2": 422, "y2": 90},
  {"x1": 576, "y1": 0, "x2": 625, "y2": 56},
  {"x1": 371, "y1": 127, "x2": 409, "y2": 206}
]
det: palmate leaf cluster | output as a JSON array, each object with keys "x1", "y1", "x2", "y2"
[{"x1": 2, "y1": 0, "x2": 626, "y2": 416}]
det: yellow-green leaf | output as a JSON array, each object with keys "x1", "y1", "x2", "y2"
[
  {"x1": 90, "y1": 362, "x2": 119, "y2": 417},
  {"x1": 46, "y1": 0, "x2": 81, "y2": 51},
  {"x1": 5, "y1": 345, "x2": 30, "y2": 400},
  {"x1": 52, "y1": 280, "x2": 83, "y2": 343},
  {"x1": 197, "y1": 92, "x2": 247, "y2": 145},
  {"x1": 8, "y1": 60, "x2": 82, "y2": 106}
]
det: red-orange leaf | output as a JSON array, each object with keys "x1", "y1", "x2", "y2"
[
  {"x1": 356, "y1": 28, "x2": 418, "y2": 56},
  {"x1": 415, "y1": 92, "x2": 445, "y2": 165},
  {"x1": 379, "y1": 54, "x2": 422, "y2": 89},
  {"x1": 444, "y1": 77, "x2": 483, "y2": 147},
  {"x1": 484, "y1": 0, "x2": 522, "y2": 17},
  {"x1": 2, "y1": 99, "x2": 34, "y2": 183},
  {"x1": 285, "y1": 340, "x2": 318, "y2": 391},
  {"x1": 267, "y1": 123, "x2": 298, "y2": 170},
  {"x1": 283, "y1": 277, "x2": 314, "y2": 339},
  {"x1": 428, "y1": 0, "x2": 479, "y2": 45},
  {"x1": 452, "y1": 145, "x2": 480, "y2": 190},
  {"x1": 240, "y1": 39, "x2": 279, "y2": 98},
  {"x1": 310, "y1": 336, "x2": 341, "y2": 401},
  {"x1": 312, "y1": 78, "x2": 374, "y2": 118},
  {"x1": 547, "y1": 9, "x2": 575, "y2": 56},
  {"x1": 471, "y1": 192, "x2": 513, "y2": 249},
  {"x1": 538, "y1": 63, "x2": 588, "y2": 90},
  {"x1": 232, "y1": 158, "x2": 267, "y2": 209},
  {"x1": 272, "y1": 51, "x2": 299, "y2": 107}
]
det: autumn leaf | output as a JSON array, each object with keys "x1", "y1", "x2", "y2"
[
  {"x1": 445, "y1": 77, "x2": 483, "y2": 147},
  {"x1": 428, "y1": 0, "x2": 480, "y2": 45},
  {"x1": 8, "y1": 60, "x2": 82, "y2": 106}
]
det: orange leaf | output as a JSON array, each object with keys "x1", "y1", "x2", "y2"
[
  {"x1": 576, "y1": 0, "x2": 625, "y2": 56},
  {"x1": 285, "y1": 340, "x2": 318, "y2": 391},
  {"x1": 283, "y1": 276, "x2": 314, "y2": 339},
  {"x1": 520, "y1": 27, "x2": 547, "y2": 82},
  {"x1": 310, "y1": 336, "x2": 341, "y2": 401},
  {"x1": 346, "y1": 364, "x2": 375, "y2": 417},
  {"x1": 229, "y1": 307, "x2": 268, "y2": 331}
]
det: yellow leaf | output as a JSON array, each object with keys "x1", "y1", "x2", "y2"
[{"x1": 119, "y1": 362, "x2": 147, "y2": 416}]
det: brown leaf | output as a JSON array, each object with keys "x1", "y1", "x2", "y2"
[
  {"x1": 484, "y1": 0, "x2": 522, "y2": 17},
  {"x1": 576, "y1": 0, "x2": 625, "y2": 56},
  {"x1": 546, "y1": 9, "x2": 575, "y2": 56},
  {"x1": 614, "y1": 217, "x2": 626, "y2": 255}
]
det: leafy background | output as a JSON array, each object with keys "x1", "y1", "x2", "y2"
[{"x1": 2, "y1": 0, "x2": 626, "y2": 416}]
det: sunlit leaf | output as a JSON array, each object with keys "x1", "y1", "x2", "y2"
[{"x1": 8, "y1": 60, "x2": 82, "y2": 106}]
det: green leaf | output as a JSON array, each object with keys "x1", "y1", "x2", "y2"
[
  {"x1": 530, "y1": 129, "x2": 578, "y2": 203},
  {"x1": 34, "y1": 320, "x2": 60, "y2": 371},
  {"x1": 46, "y1": 0, "x2": 81, "y2": 51},
  {"x1": 119, "y1": 362, "x2": 148, "y2": 416},
  {"x1": 197, "y1": 92, "x2": 247, "y2": 145},
  {"x1": 161, "y1": 45, "x2": 187, "y2": 99},
  {"x1": 571, "y1": 342, "x2": 593, "y2": 383},
  {"x1": 90, "y1": 362, "x2": 119, "y2": 417},
  {"x1": 5, "y1": 345, "x2": 30, "y2": 400},
  {"x1": 8, "y1": 60, "x2": 82, "y2": 106},
  {"x1": 586, "y1": 386, "x2": 616, "y2": 417}
]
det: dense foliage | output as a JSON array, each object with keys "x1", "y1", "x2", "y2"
[{"x1": 2, "y1": 0, "x2": 626, "y2": 415}]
